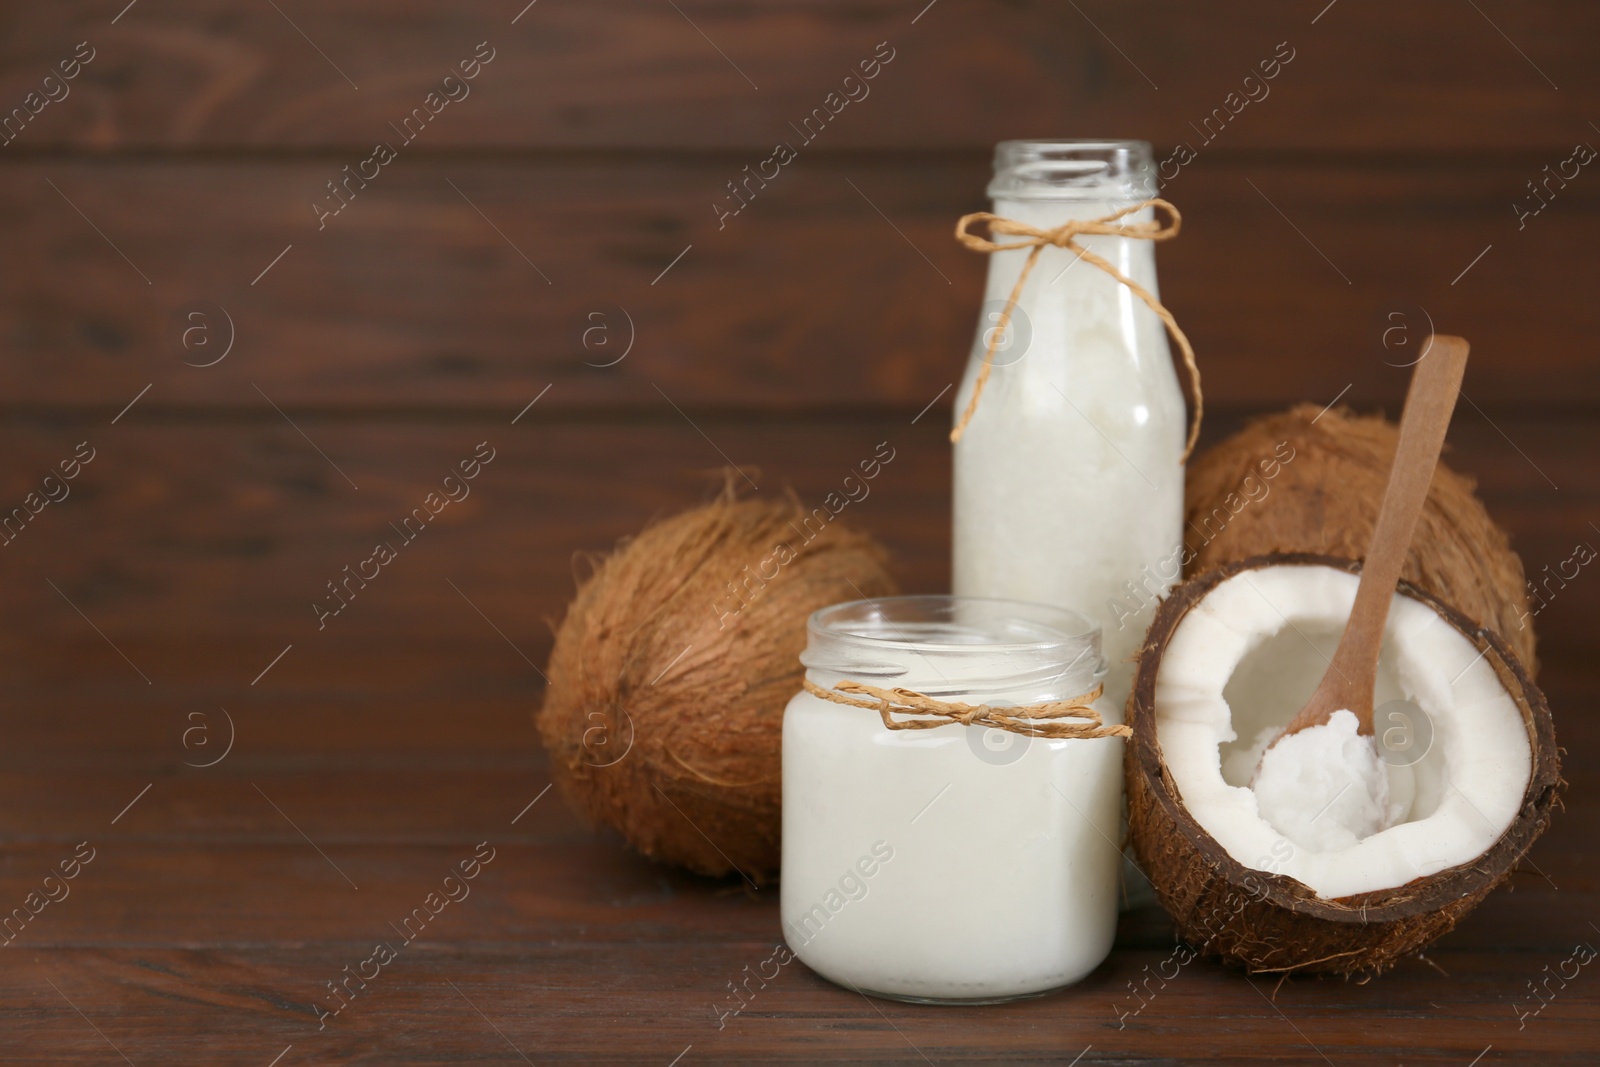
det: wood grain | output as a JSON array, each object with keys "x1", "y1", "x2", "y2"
[
  {"x1": 2, "y1": 1, "x2": 1596, "y2": 1062},
  {"x1": 5, "y1": 944, "x2": 1594, "y2": 1065},
  {"x1": 0, "y1": 417, "x2": 1590, "y2": 667},
  {"x1": 0, "y1": 685, "x2": 1591, "y2": 1065},
  {"x1": 1, "y1": 160, "x2": 1597, "y2": 411},
  {"x1": 0, "y1": 1, "x2": 1595, "y2": 152}
]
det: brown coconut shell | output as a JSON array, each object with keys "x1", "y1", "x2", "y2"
[
  {"x1": 538, "y1": 485, "x2": 897, "y2": 882},
  {"x1": 1127, "y1": 554, "x2": 1561, "y2": 977},
  {"x1": 1184, "y1": 404, "x2": 1536, "y2": 671}
]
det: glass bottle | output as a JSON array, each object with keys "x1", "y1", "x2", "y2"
[{"x1": 952, "y1": 139, "x2": 1187, "y2": 714}]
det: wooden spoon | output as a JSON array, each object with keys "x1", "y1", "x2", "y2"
[{"x1": 1272, "y1": 334, "x2": 1470, "y2": 745}]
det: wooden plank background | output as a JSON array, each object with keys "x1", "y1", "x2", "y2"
[{"x1": 2, "y1": 1, "x2": 1597, "y2": 1063}]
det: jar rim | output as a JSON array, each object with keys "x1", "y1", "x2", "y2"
[
  {"x1": 802, "y1": 596, "x2": 1105, "y2": 692},
  {"x1": 810, "y1": 594, "x2": 1097, "y2": 649}
]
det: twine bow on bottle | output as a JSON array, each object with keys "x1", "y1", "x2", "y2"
[
  {"x1": 802, "y1": 678, "x2": 1130, "y2": 740},
  {"x1": 949, "y1": 198, "x2": 1203, "y2": 462}
]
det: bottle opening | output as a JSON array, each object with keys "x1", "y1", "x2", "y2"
[{"x1": 988, "y1": 139, "x2": 1156, "y2": 201}]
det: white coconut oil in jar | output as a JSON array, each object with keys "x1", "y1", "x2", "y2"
[
  {"x1": 952, "y1": 140, "x2": 1187, "y2": 713},
  {"x1": 781, "y1": 596, "x2": 1124, "y2": 1003}
]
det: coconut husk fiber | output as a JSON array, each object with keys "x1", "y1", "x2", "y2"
[
  {"x1": 1184, "y1": 404, "x2": 1536, "y2": 670},
  {"x1": 537, "y1": 482, "x2": 897, "y2": 882},
  {"x1": 1127, "y1": 555, "x2": 1561, "y2": 977}
]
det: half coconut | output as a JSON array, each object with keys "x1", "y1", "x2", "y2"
[{"x1": 1127, "y1": 553, "x2": 1560, "y2": 976}]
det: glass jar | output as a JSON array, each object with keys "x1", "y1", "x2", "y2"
[
  {"x1": 781, "y1": 595, "x2": 1122, "y2": 1004},
  {"x1": 952, "y1": 139, "x2": 1187, "y2": 715}
]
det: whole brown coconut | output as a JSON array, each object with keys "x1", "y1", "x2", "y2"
[
  {"x1": 1127, "y1": 554, "x2": 1561, "y2": 977},
  {"x1": 1184, "y1": 404, "x2": 1536, "y2": 670},
  {"x1": 538, "y1": 486, "x2": 897, "y2": 882}
]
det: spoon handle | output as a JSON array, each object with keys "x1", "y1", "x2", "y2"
[{"x1": 1287, "y1": 335, "x2": 1469, "y2": 737}]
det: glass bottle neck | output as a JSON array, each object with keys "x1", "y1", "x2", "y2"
[
  {"x1": 979, "y1": 197, "x2": 1160, "y2": 314},
  {"x1": 989, "y1": 196, "x2": 1158, "y2": 236}
]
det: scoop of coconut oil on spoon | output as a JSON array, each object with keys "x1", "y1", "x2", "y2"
[{"x1": 1251, "y1": 335, "x2": 1469, "y2": 852}]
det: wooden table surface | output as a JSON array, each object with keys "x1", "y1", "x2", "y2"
[
  {"x1": 1, "y1": 652, "x2": 1594, "y2": 1067},
  {"x1": 4, "y1": 1, "x2": 1598, "y2": 1062}
]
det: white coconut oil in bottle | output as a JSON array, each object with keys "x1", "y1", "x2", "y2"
[{"x1": 952, "y1": 140, "x2": 1186, "y2": 714}]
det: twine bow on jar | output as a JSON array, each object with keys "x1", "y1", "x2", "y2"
[
  {"x1": 949, "y1": 198, "x2": 1203, "y2": 462},
  {"x1": 802, "y1": 678, "x2": 1131, "y2": 740}
]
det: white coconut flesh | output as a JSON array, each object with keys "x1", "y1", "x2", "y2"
[{"x1": 1154, "y1": 563, "x2": 1532, "y2": 900}]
